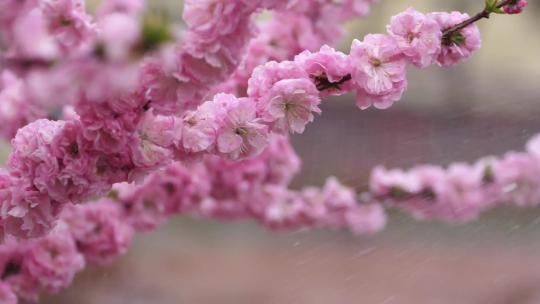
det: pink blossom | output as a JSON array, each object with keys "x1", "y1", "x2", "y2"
[
  {"x1": 261, "y1": 134, "x2": 301, "y2": 185},
  {"x1": 114, "y1": 181, "x2": 171, "y2": 231},
  {"x1": 303, "y1": 177, "x2": 386, "y2": 234},
  {"x1": 494, "y1": 152, "x2": 540, "y2": 207},
  {"x1": 23, "y1": 223, "x2": 84, "y2": 293},
  {"x1": 180, "y1": 102, "x2": 218, "y2": 154},
  {"x1": 371, "y1": 162, "x2": 499, "y2": 222},
  {"x1": 0, "y1": 71, "x2": 44, "y2": 140},
  {"x1": 77, "y1": 99, "x2": 140, "y2": 155},
  {"x1": 294, "y1": 45, "x2": 352, "y2": 96},
  {"x1": 350, "y1": 34, "x2": 407, "y2": 109},
  {"x1": 438, "y1": 162, "x2": 498, "y2": 221},
  {"x1": 140, "y1": 49, "x2": 204, "y2": 115},
  {"x1": 429, "y1": 12, "x2": 481, "y2": 67},
  {"x1": 0, "y1": 282, "x2": 17, "y2": 304},
  {"x1": 40, "y1": 0, "x2": 96, "y2": 50},
  {"x1": 204, "y1": 134, "x2": 300, "y2": 204},
  {"x1": 370, "y1": 166, "x2": 423, "y2": 196},
  {"x1": 116, "y1": 161, "x2": 210, "y2": 229},
  {"x1": 526, "y1": 134, "x2": 540, "y2": 159},
  {"x1": 97, "y1": 12, "x2": 140, "y2": 61},
  {"x1": 1, "y1": 176, "x2": 63, "y2": 240},
  {"x1": 10, "y1": 9, "x2": 59, "y2": 60},
  {"x1": 387, "y1": 8, "x2": 442, "y2": 68},
  {"x1": 128, "y1": 113, "x2": 180, "y2": 169},
  {"x1": 138, "y1": 112, "x2": 183, "y2": 148},
  {"x1": 61, "y1": 200, "x2": 134, "y2": 265},
  {"x1": 503, "y1": 0, "x2": 528, "y2": 14},
  {"x1": 215, "y1": 95, "x2": 268, "y2": 160},
  {"x1": 247, "y1": 60, "x2": 308, "y2": 101},
  {"x1": 256, "y1": 12, "x2": 321, "y2": 57},
  {"x1": 78, "y1": 61, "x2": 140, "y2": 103},
  {"x1": 258, "y1": 79, "x2": 321, "y2": 134},
  {"x1": 182, "y1": 0, "x2": 246, "y2": 39},
  {"x1": 24, "y1": 64, "x2": 81, "y2": 109},
  {"x1": 345, "y1": 204, "x2": 387, "y2": 235},
  {"x1": 259, "y1": 186, "x2": 307, "y2": 230},
  {"x1": 0, "y1": 238, "x2": 39, "y2": 301},
  {"x1": 129, "y1": 133, "x2": 172, "y2": 170},
  {"x1": 338, "y1": 0, "x2": 375, "y2": 19},
  {"x1": 49, "y1": 121, "x2": 111, "y2": 204},
  {"x1": 8, "y1": 119, "x2": 64, "y2": 179},
  {"x1": 200, "y1": 134, "x2": 300, "y2": 218}
]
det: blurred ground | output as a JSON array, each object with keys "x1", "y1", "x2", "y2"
[
  {"x1": 25, "y1": 0, "x2": 540, "y2": 303},
  {"x1": 43, "y1": 212, "x2": 540, "y2": 304}
]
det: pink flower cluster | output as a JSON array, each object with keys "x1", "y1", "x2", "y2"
[
  {"x1": 0, "y1": 199, "x2": 131, "y2": 302},
  {"x1": 0, "y1": 0, "x2": 530, "y2": 302},
  {"x1": 0, "y1": 2, "x2": 496, "y2": 245},
  {"x1": 0, "y1": 71, "x2": 44, "y2": 139},
  {"x1": 503, "y1": 0, "x2": 528, "y2": 14},
  {"x1": 0, "y1": 133, "x2": 385, "y2": 302},
  {"x1": 214, "y1": 0, "x2": 378, "y2": 97},
  {"x1": 370, "y1": 135, "x2": 540, "y2": 223}
]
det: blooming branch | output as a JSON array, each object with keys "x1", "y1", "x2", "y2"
[{"x1": 0, "y1": 0, "x2": 531, "y2": 302}]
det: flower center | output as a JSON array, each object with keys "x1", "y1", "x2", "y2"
[
  {"x1": 68, "y1": 142, "x2": 79, "y2": 157},
  {"x1": 59, "y1": 17, "x2": 72, "y2": 26},
  {"x1": 370, "y1": 58, "x2": 382, "y2": 67},
  {"x1": 234, "y1": 127, "x2": 248, "y2": 136},
  {"x1": 407, "y1": 32, "x2": 417, "y2": 43},
  {"x1": 284, "y1": 102, "x2": 295, "y2": 112}
]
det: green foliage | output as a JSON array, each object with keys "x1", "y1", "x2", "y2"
[
  {"x1": 138, "y1": 13, "x2": 174, "y2": 53},
  {"x1": 485, "y1": 0, "x2": 505, "y2": 14}
]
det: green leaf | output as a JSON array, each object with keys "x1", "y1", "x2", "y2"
[
  {"x1": 138, "y1": 13, "x2": 173, "y2": 53},
  {"x1": 492, "y1": 7, "x2": 505, "y2": 14},
  {"x1": 450, "y1": 32, "x2": 466, "y2": 45},
  {"x1": 485, "y1": 0, "x2": 499, "y2": 12},
  {"x1": 485, "y1": 0, "x2": 505, "y2": 14}
]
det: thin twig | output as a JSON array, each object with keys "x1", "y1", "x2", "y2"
[{"x1": 442, "y1": 0, "x2": 514, "y2": 44}]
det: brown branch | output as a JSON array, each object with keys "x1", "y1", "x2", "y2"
[
  {"x1": 315, "y1": 74, "x2": 352, "y2": 92},
  {"x1": 318, "y1": 1, "x2": 517, "y2": 91},
  {"x1": 442, "y1": 0, "x2": 514, "y2": 45}
]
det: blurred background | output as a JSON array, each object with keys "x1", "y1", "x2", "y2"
[{"x1": 14, "y1": 0, "x2": 540, "y2": 303}]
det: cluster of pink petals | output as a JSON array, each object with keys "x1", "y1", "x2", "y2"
[
  {"x1": 112, "y1": 135, "x2": 384, "y2": 235},
  {"x1": 0, "y1": 1, "x2": 530, "y2": 302},
  {"x1": 350, "y1": 34, "x2": 408, "y2": 109},
  {"x1": 370, "y1": 135, "x2": 540, "y2": 223},
  {"x1": 0, "y1": 133, "x2": 385, "y2": 302},
  {"x1": 0, "y1": 71, "x2": 44, "y2": 139},
  {"x1": 40, "y1": 0, "x2": 97, "y2": 51},
  {"x1": 503, "y1": 0, "x2": 528, "y2": 14},
  {"x1": 429, "y1": 11, "x2": 481, "y2": 67},
  {"x1": 387, "y1": 7, "x2": 442, "y2": 68},
  {"x1": 295, "y1": 46, "x2": 352, "y2": 96},
  {"x1": 0, "y1": 281, "x2": 17, "y2": 304},
  {"x1": 0, "y1": 0, "x2": 96, "y2": 62},
  {"x1": 259, "y1": 178, "x2": 386, "y2": 234},
  {"x1": 0, "y1": 3, "x2": 488, "y2": 243},
  {"x1": 0, "y1": 199, "x2": 130, "y2": 302},
  {"x1": 214, "y1": 0, "x2": 377, "y2": 96},
  {"x1": 61, "y1": 200, "x2": 133, "y2": 265}
]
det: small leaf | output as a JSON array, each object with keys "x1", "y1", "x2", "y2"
[
  {"x1": 138, "y1": 12, "x2": 173, "y2": 53},
  {"x1": 485, "y1": 0, "x2": 499, "y2": 12},
  {"x1": 450, "y1": 32, "x2": 466, "y2": 45},
  {"x1": 492, "y1": 7, "x2": 505, "y2": 14}
]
